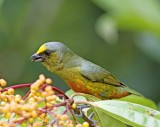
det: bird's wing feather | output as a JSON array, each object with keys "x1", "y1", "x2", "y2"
[{"x1": 80, "y1": 61, "x2": 124, "y2": 87}]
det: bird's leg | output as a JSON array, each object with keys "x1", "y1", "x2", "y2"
[
  {"x1": 88, "y1": 112, "x2": 94, "y2": 119},
  {"x1": 88, "y1": 112, "x2": 97, "y2": 126},
  {"x1": 75, "y1": 104, "x2": 90, "y2": 117},
  {"x1": 74, "y1": 104, "x2": 97, "y2": 126}
]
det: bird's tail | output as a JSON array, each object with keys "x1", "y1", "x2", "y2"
[
  {"x1": 125, "y1": 86, "x2": 143, "y2": 97},
  {"x1": 119, "y1": 82, "x2": 142, "y2": 96}
]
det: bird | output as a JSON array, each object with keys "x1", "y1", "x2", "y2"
[{"x1": 30, "y1": 42, "x2": 141, "y2": 100}]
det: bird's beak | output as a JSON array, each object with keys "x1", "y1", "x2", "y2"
[{"x1": 30, "y1": 53, "x2": 45, "y2": 62}]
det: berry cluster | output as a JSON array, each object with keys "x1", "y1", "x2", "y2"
[{"x1": 0, "y1": 75, "x2": 90, "y2": 127}]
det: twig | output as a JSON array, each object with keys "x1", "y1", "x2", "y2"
[
  {"x1": 22, "y1": 90, "x2": 30, "y2": 100},
  {"x1": 1, "y1": 84, "x2": 31, "y2": 92}
]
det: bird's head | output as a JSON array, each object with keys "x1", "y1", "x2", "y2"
[{"x1": 30, "y1": 42, "x2": 73, "y2": 69}]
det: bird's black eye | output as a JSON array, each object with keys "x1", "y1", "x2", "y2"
[{"x1": 44, "y1": 50, "x2": 51, "y2": 56}]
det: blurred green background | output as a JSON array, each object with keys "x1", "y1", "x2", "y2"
[{"x1": 0, "y1": 0, "x2": 160, "y2": 103}]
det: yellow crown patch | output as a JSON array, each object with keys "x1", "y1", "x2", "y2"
[{"x1": 36, "y1": 44, "x2": 46, "y2": 54}]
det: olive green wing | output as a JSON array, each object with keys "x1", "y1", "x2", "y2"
[{"x1": 80, "y1": 62, "x2": 125, "y2": 87}]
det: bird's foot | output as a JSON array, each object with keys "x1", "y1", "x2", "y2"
[
  {"x1": 74, "y1": 104, "x2": 97, "y2": 127},
  {"x1": 88, "y1": 112, "x2": 97, "y2": 127},
  {"x1": 75, "y1": 104, "x2": 90, "y2": 117}
]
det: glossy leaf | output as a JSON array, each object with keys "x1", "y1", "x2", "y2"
[
  {"x1": 67, "y1": 90, "x2": 127, "y2": 127},
  {"x1": 89, "y1": 100, "x2": 160, "y2": 127},
  {"x1": 118, "y1": 94, "x2": 157, "y2": 110}
]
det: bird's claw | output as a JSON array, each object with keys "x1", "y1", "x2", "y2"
[
  {"x1": 88, "y1": 112, "x2": 97, "y2": 127},
  {"x1": 74, "y1": 105, "x2": 97, "y2": 127},
  {"x1": 75, "y1": 104, "x2": 90, "y2": 117}
]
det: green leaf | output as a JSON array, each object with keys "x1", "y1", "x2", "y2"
[
  {"x1": 19, "y1": 122, "x2": 28, "y2": 127},
  {"x1": 88, "y1": 104, "x2": 127, "y2": 127},
  {"x1": 65, "y1": 89, "x2": 86, "y2": 101},
  {"x1": 78, "y1": 93, "x2": 101, "y2": 102},
  {"x1": 117, "y1": 94, "x2": 157, "y2": 110},
  {"x1": 68, "y1": 91, "x2": 126, "y2": 127},
  {"x1": 95, "y1": 15, "x2": 118, "y2": 44},
  {"x1": 89, "y1": 100, "x2": 160, "y2": 127},
  {"x1": 93, "y1": 0, "x2": 160, "y2": 34},
  {"x1": 0, "y1": 114, "x2": 7, "y2": 122},
  {"x1": 66, "y1": 91, "x2": 158, "y2": 126},
  {"x1": 38, "y1": 100, "x2": 46, "y2": 108},
  {"x1": 158, "y1": 102, "x2": 160, "y2": 111}
]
